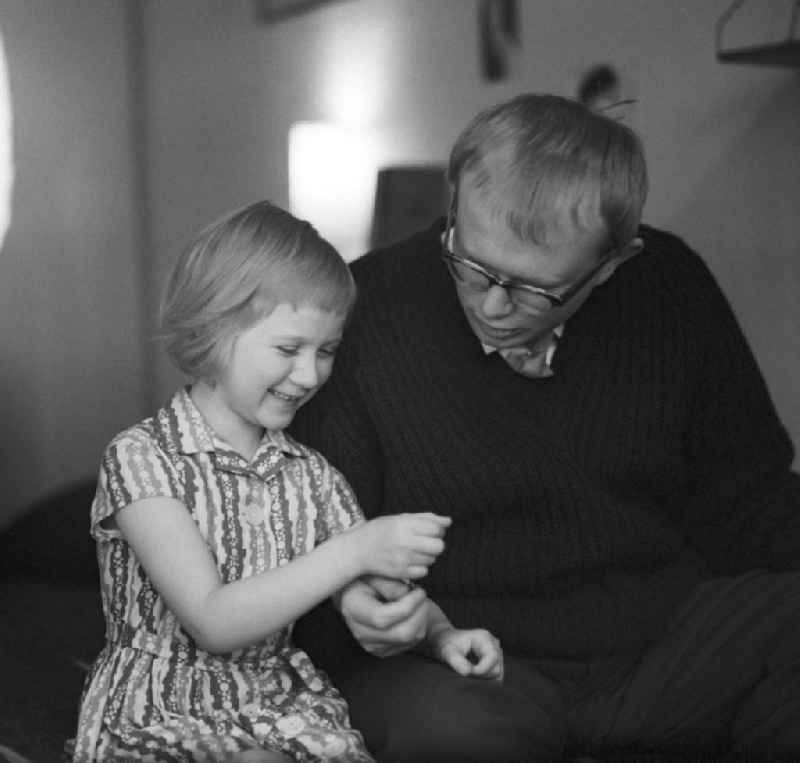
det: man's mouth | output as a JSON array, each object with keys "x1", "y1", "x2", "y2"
[{"x1": 472, "y1": 319, "x2": 521, "y2": 341}]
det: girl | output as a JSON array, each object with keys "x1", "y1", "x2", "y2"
[{"x1": 72, "y1": 201, "x2": 502, "y2": 762}]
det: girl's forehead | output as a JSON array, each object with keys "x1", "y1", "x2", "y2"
[{"x1": 251, "y1": 301, "x2": 346, "y2": 335}]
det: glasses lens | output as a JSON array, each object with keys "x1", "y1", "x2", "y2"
[
  {"x1": 447, "y1": 257, "x2": 491, "y2": 290},
  {"x1": 507, "y1": 286, "x2": 555, "y2": 313}
]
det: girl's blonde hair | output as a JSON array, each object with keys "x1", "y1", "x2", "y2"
[{"x1": 159, "y1": 201, "x2": 356, "y2": 381}]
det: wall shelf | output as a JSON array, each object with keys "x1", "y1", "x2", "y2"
[
  {"x1": 717, "y1": 39, "x2": 800, "y2": 67},
  {"x1": 716, "y1": 0, "x2": 800, "y2": 68}
]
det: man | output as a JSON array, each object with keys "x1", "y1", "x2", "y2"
[{"x1": 291, "y1": 93, "x2": 800, "y2": 761}]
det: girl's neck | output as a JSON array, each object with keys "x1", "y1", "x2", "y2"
[{"x1": 189, "y1": 381, "x2": 264, "y2": 462}]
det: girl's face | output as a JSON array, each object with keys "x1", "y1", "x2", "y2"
[{"x1": 194, "y1": 302, "x2": 346, "y2": 457}]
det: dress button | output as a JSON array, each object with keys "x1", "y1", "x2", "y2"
[{"x1": 245, "y1": 502, "x2": 264, "y2": 525}]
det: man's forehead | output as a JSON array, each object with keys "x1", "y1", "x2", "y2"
[{"x1": 457, "y1": 178, "x2": 608, "y2": 252}]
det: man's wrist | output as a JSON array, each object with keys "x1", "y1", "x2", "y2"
[{"x1": 421, "y1": 602, "x2": 454, "y2": 653}]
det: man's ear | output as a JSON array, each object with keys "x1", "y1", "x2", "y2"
[{"x1": 596, "y1": 236, "x2": 643, "y2": 285}]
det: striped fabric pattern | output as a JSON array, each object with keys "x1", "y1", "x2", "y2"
[{"x1": 72, "y1": 388, "x2": 372, "y2": 762}]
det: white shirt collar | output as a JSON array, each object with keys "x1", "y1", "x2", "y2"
[{"x1": 480, "y1": 324, "x2": 564, "y2": 368}]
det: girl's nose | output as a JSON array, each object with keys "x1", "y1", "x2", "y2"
[
  {"x1": 290, "y1": 353, "x2": 320, "y2": 388},
  {"x1": 479, "y1": 284, "x2": 515, "y2": 319}
]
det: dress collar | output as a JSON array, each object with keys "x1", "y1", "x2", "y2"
[{"x1": 154, "y1": 387, "x2": 306, "y2": 478}]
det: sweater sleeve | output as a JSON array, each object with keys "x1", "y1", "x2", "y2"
[{"x1": 666, "y1": 231, "x2": 800, "y2": 573}]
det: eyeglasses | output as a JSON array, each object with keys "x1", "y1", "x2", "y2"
[{"x1": 441, "y1": 212, "x2": 612, "y2": 314}]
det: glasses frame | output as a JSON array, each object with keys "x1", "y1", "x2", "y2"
[{"x1": 440, "y1": 203, "x2": 614, "y2": 311}]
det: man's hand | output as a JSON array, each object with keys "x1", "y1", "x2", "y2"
[
  {"x1": 335, "y1": 577, "x2": 430, "y2": 657},
  {"x1": 428, "y1": 626, "x2": 504, "y2": 681}
]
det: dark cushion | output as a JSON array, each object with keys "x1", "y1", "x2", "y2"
[
  {"x1": 0, "y1": 479, "x2": 98, "y2": 584},
  {"x1": 0, "y1": 581, "x2": 104, "y2": 761}
]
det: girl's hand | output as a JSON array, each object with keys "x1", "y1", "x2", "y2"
[
  {"x1": 428, "y1": 626, "x2": 504, "y2": 682},
  {"x1": 352, "y1": 513, "x2": 451, "y2": 580}
]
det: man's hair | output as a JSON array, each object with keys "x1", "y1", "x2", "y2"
[
  {"x1": 447, "y1": 93, "x2": 648, "y2": 251},
  {"x1": 159, "y1": 200, "x2": 356, "y2": 381}
]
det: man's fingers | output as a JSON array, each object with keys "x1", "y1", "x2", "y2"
[
  {"x1": 349, "y1": 601, "x2": 429, "y2": 654},
  {"x1": 367, "y1": 575, "x2": 413, "y2": 602},
  {"x1": 370, "y1": 588, "x2": 428, "y2": 630},
  {"x1": 348, "y1": 586, "x2": 428, "y2": 630}
]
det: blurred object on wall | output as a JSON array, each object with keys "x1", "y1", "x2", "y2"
[
  {"x1": 370, "y1": 165, "x2": 448, "y2": 250},
  {"x1": 478, "y1": 0, "x2": 520, "y2": 81},
  {"x1": 253, "y1": 0, "x2": 353, "y2": 23},
  {"x1": 576, "y1": 63, "x2": 637, "y2": 123},
  {"x1": 0, "y1": 30, "x2": 13, "y2": 250},
  {"x1": 288, "y1": 121, "x2": 378, "y2": 262},
  {"x1": 577, "y1": 63, "x2": 621, "y2": 110}
]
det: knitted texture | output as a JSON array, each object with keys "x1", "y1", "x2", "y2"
[{"x1": 292, "y1": 220, "x2": 800, "y2": 663}]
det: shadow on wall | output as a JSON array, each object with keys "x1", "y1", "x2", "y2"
[
  {"x1": 0, "y1": 367, "x2": 41, "y2": 532},
  {"x1": 670, "y1": 76, "x2": 800, "y2": 461}
]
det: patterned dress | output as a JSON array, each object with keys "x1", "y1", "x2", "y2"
[{"x1": 72, "y1": 388, "x2": 374, "y2": 762}]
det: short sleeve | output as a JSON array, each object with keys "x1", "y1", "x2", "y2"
[
  {"x1": 91, "y1": 426, "x2": 183, "y2": 541},
  {"x1": 313, "y1": 456, "x2": 366, "y2": 544}
]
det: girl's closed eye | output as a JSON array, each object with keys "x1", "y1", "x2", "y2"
[
  {"x1": 318, "y1": 344, "x2": 340, "y2": 358},
  {"x1": 276, "y1": 345, "x2": 300, "y2": 357}
]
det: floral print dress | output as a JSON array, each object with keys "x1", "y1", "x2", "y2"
[{"x1": 72, "y1": 388, "x2": 373, "y2": 762}]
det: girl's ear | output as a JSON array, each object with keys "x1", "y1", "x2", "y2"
[{"x1": 595, "y1": 236, "x2": 644, "y2": 285}]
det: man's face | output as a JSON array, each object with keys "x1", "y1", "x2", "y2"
[{"x1": 448, "y1": 183, "x2": 615, "y2": 349}]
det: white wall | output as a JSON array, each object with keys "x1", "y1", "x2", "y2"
[
  {"x1": 142, "y1": 0, "x2": 800, "y2": 461},
  {"x1": 0, "y1": 1, "x2": 145, "y2": 527}
]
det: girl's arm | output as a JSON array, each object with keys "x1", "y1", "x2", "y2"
[{"x1": 115, "y1": 497, "x2": 449, "y2": 654}]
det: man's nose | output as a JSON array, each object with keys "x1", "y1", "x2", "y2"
[{"x1": 479, "y1": 284, "x2": 515, "y2": 319}]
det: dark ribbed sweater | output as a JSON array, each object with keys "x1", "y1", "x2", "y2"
[{"x1": 292, "y1": 221, "x2": 800, "y2": 664}]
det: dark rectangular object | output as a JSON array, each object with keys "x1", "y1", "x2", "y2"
[{"x1": 370, "y1": 165, "x2": 449, "y2": 250}]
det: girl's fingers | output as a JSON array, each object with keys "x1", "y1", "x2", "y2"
[
  {"x1": 411, "y1": 536, "x2": 445, "y2": 555},
  {"x1": 440, "y1": 644, "x2": 472, "y2": 676},
  {"x1": 409, "y1": 550, "x2": 439, "y2": 567},
  {"x1": 411, "y1": 515, "x2": 452, "y2": 536},
  {"x1": 406, "y1": 564, "x2": 430, "y2": 579}
]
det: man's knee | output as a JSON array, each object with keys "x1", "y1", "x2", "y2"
[
  {"x1": 732, "y1": 662, "x2": 800, "y2": 757},
  {"x1": 333, "y1": 654, "x2": 565, "y2": 762}
]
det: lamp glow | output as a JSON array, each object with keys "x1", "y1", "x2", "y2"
[{"x1": 288, "y1": 122, "x2": 377, "y2": 262}]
